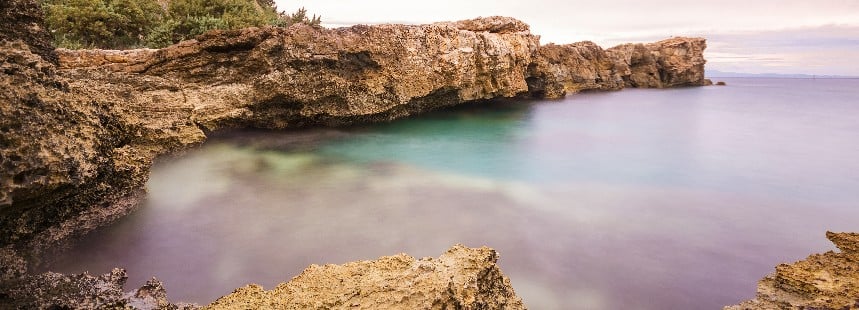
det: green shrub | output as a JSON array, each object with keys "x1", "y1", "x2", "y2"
[
  {"x1": 43, "y1": 0, "x2": 322, "y2": 49},
  {"x1": 43, "y1": 0, "x2": 164, "y2": 49}
]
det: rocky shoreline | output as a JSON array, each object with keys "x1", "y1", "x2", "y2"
[{"x1": 2, "y1": 0, "x2": 856, "y2": 308}]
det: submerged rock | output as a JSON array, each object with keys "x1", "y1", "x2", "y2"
[
  {"x1": 726, "y1": 232, "x2": 859, "y2": 310},
  {"x1": 206, "y1": 245, "x2": 523, "y2": 309}
]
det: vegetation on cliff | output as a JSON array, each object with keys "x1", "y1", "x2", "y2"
[{"x1": 41, "y1": 0, "x2": 321, "y2": 49}]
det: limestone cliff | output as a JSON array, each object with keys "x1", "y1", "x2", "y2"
[
  {"x1": 4, "y1": 12, "x2": 711, "y2": 261},
  {"x1": 607, "y1": 37, "x2": 708, "y2": 88},
  {"x1": 1, "y1": 0, "x2": 713, "y2": 307},
  {"x1": 206, "y1": 245, "x2": 523, "y2": 309},
  {"x1": 726, "y1": 232, "x2": 859, "y2": 310},
  {"x1": 525, "y1": 41, "x2": 626, "y2": 98},
  {"x1": 2, "y1": 16, "x2": 540, "y2": 261},
  {"x1": 60, "y1": 17, "x2": 539, "y2": 130},
  {"x1": 523, "y1": 37, "x2": 707, "y2": 99}
]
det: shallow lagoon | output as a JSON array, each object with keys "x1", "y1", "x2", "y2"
[{"x1": 47, "y1": 78, "x2": 859, "y2": 309}]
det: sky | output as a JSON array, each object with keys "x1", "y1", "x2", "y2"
[{"x1": 274, "y1": 0, "x2": 859, "y2": 76}]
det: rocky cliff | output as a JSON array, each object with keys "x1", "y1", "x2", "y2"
[
  {"x1": 726, "y1": 232, "x2": 859, "y2": 310},
  {"x1": 608, "y1": 37, "x2": 708, "y2": 88},
  {"x1": 523, "y1": 37, "x2": 708, "y2": 99},
  {"x1": 2, "y1": 11, "x2": 709, "y2": 263},
  {"x1": 1, "y1": 0, "x2": 713, "y2": 307}
]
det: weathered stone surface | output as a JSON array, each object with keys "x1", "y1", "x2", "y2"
[
  {"x1": 525, "y1": 37, "x2": 707, "y2": 99},
  {"x1": 0, "y1": 0, "x2": 57, "y2": 64},
  {"x1": 2, "y1": 16, "x2": 539, "y2": 261},
  {"x1": 206, "y1": 245, "x2": 524, "y2": 310},
  {"x1": 526, "y1": 41, "x2": 626, "y2": 98},
  {"x1": 726, "y1": 232, "x2": 859, "y2": 310},
  {"x1": 608, "y1": 37, "x2": 708, "y2": 88},
  {"x1": 1, "y1": 0, "x2": 709, "y2": 308},
  {"x1": 0, "y1": 267, "x2": 192, "y2": 309},
  {"x1": 0, "y1": 39, "x2": 150, "y2": 261},
  {"x1": 65, "y1": 20, "x2": 539, "y2": 129}
]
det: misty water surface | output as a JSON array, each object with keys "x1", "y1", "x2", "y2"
[{"x1": 46, "y1": 78, "x2": 859, "y2": 309}]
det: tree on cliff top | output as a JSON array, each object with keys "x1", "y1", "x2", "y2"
[{"x1": 42, "y1": 0, "x2": 321, "y2": 49}]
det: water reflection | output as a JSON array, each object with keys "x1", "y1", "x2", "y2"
[{"x1": 46, "y1": 78, "x2": 859, "y2": 309}]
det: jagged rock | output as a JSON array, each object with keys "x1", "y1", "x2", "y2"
[
  {"x1": 607, "y1": 37, "x2": 707, "y2": 88},
  {"x1": 205, "y1": 245, "x2": 524, "y2": 310},
  {"x1": 0, "y1": 268, "x2": 190, "y2": 309},
  {"x1": 441, "y1": 16, "x2": 531, "y2": 34},
  {"x1": 0, "y1": 39, "x2": 155, "y2": 263},
  {"x1": 526, "y1": 41, "x2": 626, "y2": 98},
  {"x1": 726, "y1": 232, "x2": 859, "y2": 310},
  {"x1": 3, "y1": 15, "x2": 540, "y2": 260},
  {"x1": 0, "y1": 0, "x2": 57, "y2": 64},
  {"x1": 525, "y1": 37, "x2": 707, "y2": 98},
  {"x1": 0, "y1": 247, "x2": 26, "y2": 282}
]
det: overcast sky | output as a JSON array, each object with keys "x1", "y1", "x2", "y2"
[{"x1": 275, "y1": 0, "x2": 859, "y2": 76}]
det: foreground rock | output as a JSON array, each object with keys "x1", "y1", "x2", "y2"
[
  {"x1": 0, "y1": 267, "x2": 193, "y2": 309},
  {"x1": 726, "y1": 232, "x2": 859, "y2": 310},
  {"x1": 206, "y1": 245, "x2": 523, "y2": 309}
]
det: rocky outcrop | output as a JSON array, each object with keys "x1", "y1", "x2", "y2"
[
  {"x1": 2, "y1": 15, "x2": 540, "y2": 262},
  {"x1": 1, "y1": 0, "x2": 710, "y2": 307},
  {"x1": 0, "y1": 267, "x2": 195, "y2": 309},
  {"x1": 607, "y1": 37, "x2": 708, "y2": 89},
  {"x1": 524, "y1": 37, "x2": 707, "y2": 99},
  {"x1": 525, "y1": 41, "x2": 626, "y2": 98},
  {"x1": 0, "y1": 0, "x2": 57, "y2": 64},
  {"x1": 206, "y1": 245, "x2": 523, "y2": 309},
  {"x1": 59, "y1": 17, "x2": 539, "y2": 130},
  {"x1": 726, "y1": 232, "x2": 859, "y2": 310}
]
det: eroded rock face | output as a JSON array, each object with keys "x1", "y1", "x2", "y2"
[
  {"x1": 0, "y1": 0, "x2": 57, "y2": 64},
  {"x1": 206, "y1": 245, "x2": 524, "y2": 310},
  {"x1": 62, "y1": 19, "x2": 539, "y2": 129},
  {"x1": 1, "y1": 0, "x2": 708, "y2": 307},
  {"x1": 2, "y1": 16, "x2": 539, "y2": 262},
  {"x1": 607, "y1": 37, "x2": 708, "y2": 89},
  {"x1": 726, "y1": 232, "x2": 859, "y2": 310},
  {"x1": 0, "y1": 267, "x2": 190, "y2": 309},
  {"x1": 0, "y1": 39, "x2": 165, "y2": 266},
  {"x1": 524, "y1": 37, "x2": 707, "y2": 98},
  {"x1": 526, "y1": 41, "x2": 626, "y2": 98}
]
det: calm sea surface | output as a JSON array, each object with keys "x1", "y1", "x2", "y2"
[{"x1": 45, "y1": 78, "x2": 859, "y2": 309}]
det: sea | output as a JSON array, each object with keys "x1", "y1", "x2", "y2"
[{"x1": 44, "y1": 78, "x2": 859, "y2": 309}]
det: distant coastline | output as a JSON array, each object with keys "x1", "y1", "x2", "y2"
[{"x1": 707, "y1": 70, "x2": 859, "y2": 79}]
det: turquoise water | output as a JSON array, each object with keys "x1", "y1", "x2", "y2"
[{"x1": 46, "y1": 78, "x2": 859, "y2": 309}]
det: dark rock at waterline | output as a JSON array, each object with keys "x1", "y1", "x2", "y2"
[
  {"x1": 716, "y1": 81, "x2": 727, "y2": 86},
  {"x1": 0, "y1": 268, "x2": 196, "y2": 309}
]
